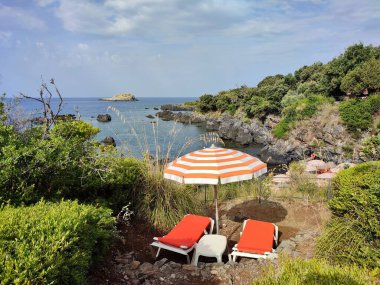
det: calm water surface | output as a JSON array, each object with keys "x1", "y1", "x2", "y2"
[{"x1": 16, "y1": 97, "x2": 262, "y2": 159}]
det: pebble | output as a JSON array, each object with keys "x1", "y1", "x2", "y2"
[{"x1": 130, "y1": 260, "x2": 141, "y2": 270}]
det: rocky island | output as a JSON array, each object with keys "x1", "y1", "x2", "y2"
[{"x1": 99, "y1": 93, "x2": 138, "y2": 101}]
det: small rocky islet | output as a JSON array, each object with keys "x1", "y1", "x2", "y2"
[{"x1": 99, "y1": 93, "x2": 138, "y2": 102}]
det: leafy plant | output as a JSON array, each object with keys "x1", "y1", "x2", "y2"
[
  {"x1": 0, "y1": 200, "x2": 115, "y2": 284},
  {"x1": 316, "y1": 162, "x2": 380, "y2": 268},
  {"x1": 339, "y1": 93, "x2": 380, "y2": 133}
]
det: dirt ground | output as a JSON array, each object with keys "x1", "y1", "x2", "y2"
[{"x1": 88, "y1": 197, "x2": 330, "y2": 284}]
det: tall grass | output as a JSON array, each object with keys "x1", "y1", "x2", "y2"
[
  {"x1": 254, "y1": 256, "x2": 375, "y2": 285},
  {"x1": 106, "y1": 107, "x2": 223, "y2": 230}
]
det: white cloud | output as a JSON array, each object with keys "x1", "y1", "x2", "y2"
[
  {"x1": 78, "y1": 43, "x2": 89, "y2": 50},
  {"x1": 0, "y1": 31, "x2": 12, "y2": 46},
  {"x1": 0, "y1": 4, "x2": 46, "y2": 30},
  {"x1": 35, "y1": 0, "x2": 57, "y2": 7}
]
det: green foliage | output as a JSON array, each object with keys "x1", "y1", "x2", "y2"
[
  {"x1": 361, "y1": 135, "x2": 380, "y2": 160},
  {"x1": 321, "y1": 43, "x2": 379, "y2": 97},
  {"x1": 316, "y1": 162, "x2": 380, "y2": 268},
  {"x1": 339, "y1": 93, "x2": 380, "y2": 133},
  {"x1": 341, "y1": 59, "x2": 380, "y2": 96},
  {"x1": 51, "y1": 120, "x2": 100, "y2": 141},
  {"x1": 254, "y1": 257, "x2": 375, "y2": 285},
  {"x1": 273, "y1": 94, "x2": 333, "y2": 138},
  {"x1": 197, "y1": 94, "x2": 217, "y2": 113},
  {"x1": 0, "y1": 200, "x2": 115, "y2": 285},
  {"x1": 195, "y1": 43, "x2": 380, "y2": 127},
  {"x1": 0, "y1": 120, "x2": 100, "y2": 204}
]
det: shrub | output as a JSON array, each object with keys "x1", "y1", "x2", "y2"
[
  {"x1": 273, "y1": 94, "x2": 332, "y2": 138},
  {"x1": 361, "y1": 135, "x2": 380, "y2": 160},
  {"x1": 254, "y1": 257, "x2": 375, "y2": 285},
  {"x1": 196, "y1": 94, "x2": 217, "y2": 113},
  {"x1": 339, "y1": 93, "x2": 380, "y2": 133},
  {"x1": 0, "y1": 200, "x2": 115, "y2": 284},
  {"x1": 316, "y1": 162, "x2": 380, "y2": 268}
]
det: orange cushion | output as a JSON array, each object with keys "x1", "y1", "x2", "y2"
[
  {"x1": 237, "y1": 219, "x2": 275, "y2": 254},
  {"x1": 157, "y1": 214, "x2": 210, "y2": 248}
]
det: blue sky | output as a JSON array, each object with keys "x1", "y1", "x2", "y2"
[{"x1": 0, "y1": 0, "x2": 379, "y2": 98}]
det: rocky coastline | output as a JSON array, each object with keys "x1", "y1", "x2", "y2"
[{"x1": 155, "y1": 110, "x2": 363, "y2": 165}]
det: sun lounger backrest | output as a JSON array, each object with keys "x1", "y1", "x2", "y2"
[
  {"x1": 157, "y1": 214, "x2": 210, "y2": 248},
  {"x1": 237, "y1": 219, "x2": 275, "y2": 254}
]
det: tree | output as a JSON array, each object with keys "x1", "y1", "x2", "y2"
[
  {"x1": 20, "y1": 78, "x2": 63, "y2": 138},
  {"x1": 320, "y1": 43, "x2": 375, "y2": 97},
  {"x1": 197, "y1": 94, "x2": 216, "y2": 113},
  {"x1": 341, "y1": 59, "x2": 380, "y2": 96}
]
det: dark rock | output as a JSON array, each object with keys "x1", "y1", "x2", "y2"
[
  {"x1": 102, "y1": 136, "x2": 116, "y2": 147},
  {"x1": 154, "y1": 258, "x2": 168, "y2": 268},
  {"x1": 97, "y1": 114, "x2": 112, "y2": 122},
  {"x1": 153, "y1": 107, "x2": 159, "y2": 110},
  {"x1": 146, "y1": 115, "x2": 155, "y2": 119}
]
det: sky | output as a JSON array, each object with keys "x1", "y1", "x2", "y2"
[{"x1": 0, "y1": 0, "x2": 379, "y2": 98}]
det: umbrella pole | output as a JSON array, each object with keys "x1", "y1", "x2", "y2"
[{"x1": 214, "y1": 184, "x2": 219, "y2": 235}]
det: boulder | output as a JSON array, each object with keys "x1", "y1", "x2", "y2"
[
  {"x1": 102, "y1": 136, "x2": 116, "y2": 146},
  {"x1": 97, "y1": 114, "x2": 112, "y2": 122}
]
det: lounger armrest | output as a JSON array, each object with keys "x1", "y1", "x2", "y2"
[
  {"x1": 153, "y1": 237, "x2": 158, "y2": 241},
  {"x1": 209, "y1": 217, "x2": 215, "y2": 234}
]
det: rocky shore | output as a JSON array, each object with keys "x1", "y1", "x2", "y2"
[{"x1": 155, "y1": 109, "x2": 363, "y2": 165}]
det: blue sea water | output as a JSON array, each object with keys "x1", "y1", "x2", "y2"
[{"x1": 14, "y1": 97, "x2": 262, "y2": 159}]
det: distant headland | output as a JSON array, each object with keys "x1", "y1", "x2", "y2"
[{"x1": 99, "y1": 93, "x2": 138, "y2": 101}]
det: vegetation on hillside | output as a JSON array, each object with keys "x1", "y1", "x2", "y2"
[
  {"x1": 316, "y1": 162, "x2": 380, "y2": 269},
  {"x1": 195, "y1": 43, "x2": 380, "y2": 138}
]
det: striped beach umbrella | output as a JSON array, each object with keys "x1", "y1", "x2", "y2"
[{"x1": 164, "y1": 145, "x2": 267, "y2": 234}]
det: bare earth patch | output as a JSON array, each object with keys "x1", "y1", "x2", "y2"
[{"x1": 88, "y1": 197, "x2": 330, "y2": 285}]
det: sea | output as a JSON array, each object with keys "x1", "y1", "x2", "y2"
[{"x1": 12, "y1": 97, "x2": 262, "y2": 159}]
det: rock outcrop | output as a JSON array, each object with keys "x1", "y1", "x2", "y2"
[
  {"x1": 100, "y1": 93, "x2": 137, "y2": 101},
  {"x1": 97, "y1": 114, "x2": 112, "y2": 122},
  {"x1": 154, "y1": 107, "x2": 363, "y2": 165},
  {"x1": 101, "y1": 136, "x2": 116, "y2": 146}
]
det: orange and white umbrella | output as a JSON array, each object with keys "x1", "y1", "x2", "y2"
[
  {"x1": 164, "y1": 146, "x2": 267, "y2": 184},
  {"x1": 164, "y1": 145, "x2": 267, "y2": 233}
]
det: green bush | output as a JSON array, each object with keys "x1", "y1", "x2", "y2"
[
  {"x1": 361, "y1": 135, "x2": 380, "y2": 160},
  {"x1": 341, "y1": 59, "x2": 380, "y2": 96},
  {"x1": 196, "y1": 94, "x2": 217, "y2": 113},
  {"x1": 339, "y1": 93, "x2": 380, "y2": 133},
  {"x1": 254, "y1": 257, "x2": 375, "y2": 285},
  {"x1": 316, "y1": 162, "x2": 380, "y2": 268},
  {"x1": 0, "y1": 200, "x2": 115, "y2": 284},
  {"x1": 273, "y1": 94, "x2": 332, "y2": 138},
  {"x1": 0, "y1": 120, "x2": 101, "y2": 204}
]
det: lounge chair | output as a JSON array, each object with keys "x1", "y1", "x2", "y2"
[
  {"x1": 229, "y1": 219, "x2": 278, "y2": 261},
  {"x1": 151, "y1": 214, "x2": 214, "y2": 263}
]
